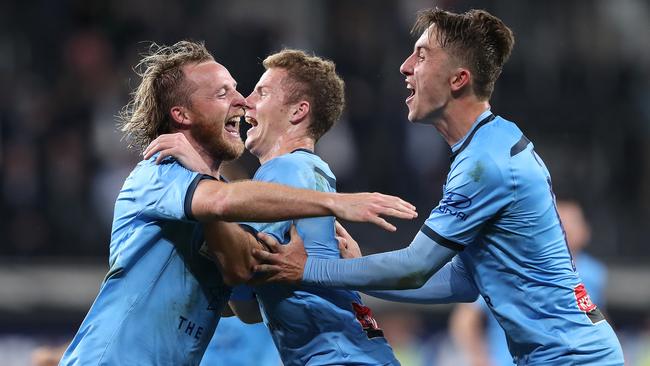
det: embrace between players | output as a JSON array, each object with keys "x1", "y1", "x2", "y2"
[{"x1": 60, "y1": 7, "x2": 624, "y2": 366}]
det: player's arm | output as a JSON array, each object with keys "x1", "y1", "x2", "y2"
[
  {"x1": 297, "y1": 222, "x2": 477, "y2": 302},
  {"x1": 253, "y1": 227, "x2": 463, "y2": 291},
  {"x1": 145, "y1": 133, "x2": 417, "y2": 231},
  {"x1": 203, "y1": 221, "x2": 265, "y2": 285},
  {"x1": 227, "y1": 285, "x2": 263, "y2": 324},
  {"x1": 362, "y1": 256, "x2": 478, "y2": 303}
]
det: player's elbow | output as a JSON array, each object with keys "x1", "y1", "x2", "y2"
[{"x1": 397, "y1": 272, "x2": 430, "y2": 289}]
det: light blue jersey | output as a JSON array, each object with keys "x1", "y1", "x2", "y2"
[
  {"x1": 423, "y1": 110, "x2": 623, "y2": 365},
  {"x1": 476, "y1": 251, "x2": 609, "y2": 365},
  {"x1": 60, "y1": 157, "x2": 228, "y2": 366},
  {"x1": 242, "y1": 150, "x2": 398, "y2": 366},
  {"x1": 200, "y1": 316, "x2": 281, "y2": 366}
]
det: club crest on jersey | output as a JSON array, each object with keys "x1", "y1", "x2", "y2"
[
  {"x1": 436, "y1": 191, "x2": 471, "y2": 221},
  {"x1": 574, "y1": 283, "x2": 605, "y2": 324},
  {"x1": 351, "y1": 302, "x2": 384, "y2": 339}
]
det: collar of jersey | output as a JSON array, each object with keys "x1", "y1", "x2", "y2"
[
  {"x1": 449, "y1": 109, "x2": 495, "y2": 162},
  {"x1": 291, "y1": 148, "x2": 315, "y2": 155}
]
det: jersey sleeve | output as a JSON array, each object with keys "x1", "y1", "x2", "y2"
[
  {"x1": 423, "y1": 154, "x2": 511, "y2": 250},
  {"x1": 133, "y1": 157, "x2": 208, "y2": 222},
  {"x1": 240, "y1": 157, "x2": 315, "y2": 242}
]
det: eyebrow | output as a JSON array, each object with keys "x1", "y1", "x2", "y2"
[{"x1": 216, "y1": 82, "x2": 238, "y2": 92}]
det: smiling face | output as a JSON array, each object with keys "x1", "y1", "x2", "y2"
[
  {"x1": 400, "y1": 26, "x2": 456, "y2": 123},
  {"x1": 183, "y1": 61, "x2": 246, "y2": 161},
  {"x1": 244, "y1": 68, "x2": 294, "y2": 159}
]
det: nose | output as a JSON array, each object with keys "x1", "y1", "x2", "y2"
[
  {"x1": 232, "y1": 90, "x2": 246, "y2": 109},
  {"x1": 400, "y1": 54, "x2": 415, "y2": 76},
  {"x1": 244, "y1": 93, "x2": 256, "y2": 111}
]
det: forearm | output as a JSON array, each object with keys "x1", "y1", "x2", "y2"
[
  {"x1": 195, "y1": 180, "x2": 334, "y2": 222},
  {"x1": 364, "y1": 260, "x2": 478, "y2": 304},
  {"x1": 204, "y1": 221, "x2": 262, "y2": 285},
  {"x1": 303, "y1": 231, "x2": 457, "y2": 290}
]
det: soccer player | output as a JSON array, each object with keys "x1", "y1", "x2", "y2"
[
  {"x1": 59, "y1": 41, "x2": 416, "y2": 366},
  {"x1": 450, "y1": 199, "x2": 609, "y2": 366},
  {"x1": 147, "y1": 49, "x2": 399, "y2": 365},
  {"x1": 252, "y1": 9, "x2": 625, "y2": 365}
]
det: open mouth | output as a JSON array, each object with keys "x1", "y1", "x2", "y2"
[
  {"x1": 244, "y1": 116, "x2": 258, "y2": 127},
  {"x1": 224, "y1": 115, "x2": 241, "y2": 137},
  {"x1": 406, "y1": 84, "x2": 416, "y2": 103}
]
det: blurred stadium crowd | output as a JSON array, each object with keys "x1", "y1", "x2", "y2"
[{"x1": 1, "y1": 0, "x2": 650, "y2": 365}]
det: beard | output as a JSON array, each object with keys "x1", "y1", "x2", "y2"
[{"x1": 190, "y1": 114, "x2": 244, "y2": 162}]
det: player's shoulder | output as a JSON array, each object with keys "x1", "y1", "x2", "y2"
[
  {"x1": 256, "y1": 150, "x2": 323, "y2": 177},
  {"x1": 473, "y1": 115, "x2": 524, "y2": 154},
  {"x1": 458, "y1": 115, "x2": 528, "y2": 172},
  {"x1": 129, "y1": 155, "x2": 195, "y2": 187},
  {"x1": 254, "y1": 151, "x2": 319, "y2": 186},
  {"x1": 451, "y1": 146, "x2": 505, "y2": 189}
]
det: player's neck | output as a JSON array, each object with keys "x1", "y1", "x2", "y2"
[
  {"x1": 432, "y1": 100, "x2": 491, "y2": 147},
  {"x1": 258, "y1": 135, "x2": 315, "y2": 165},
  {"x1": 190, "y1": 138, "x2": 223, "y2": 178}
]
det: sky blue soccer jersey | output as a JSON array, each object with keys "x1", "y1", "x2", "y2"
[
  {"x1": 60, "y1": 156, "x2": 229, "y2": 366},
  {"x1": 240, "y1": 150, "x2": 399, "y2": 366},
  {"x1": 199, "y1": 315, "x2": 281, "y2": 366},
  {"x1": 475, "y1": 251, "x2": 609, "y2": 365},
  {"x1": 422, "y1": 110, "x2": 623, "y2": 365},
  {"x1": 297, "y1": 111, "x2": 623, "y2": 364}
]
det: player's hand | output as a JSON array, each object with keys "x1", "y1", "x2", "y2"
[
  {"x1": 331, "y1": 192, "x2": 417, "y2": 232},
  {"x1": 336, "y1": 221, "x2": 362, "y2": 259},
  {"x1": 142, "y1": 133, "x2": 211, "y2": 175},
  {"x1": 250, "y1": 225, "x2": 306, "y2": 284}
]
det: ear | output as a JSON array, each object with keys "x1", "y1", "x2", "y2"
[
  {"x1": 170, "y1": 106, "x2": 192, "y2": 127},
  {"x1": 450, "y1": 68, "x2": 471, "y2": 93},
  {"x1": 289, "y1": 101, "x2": 310, "y2": 125}
]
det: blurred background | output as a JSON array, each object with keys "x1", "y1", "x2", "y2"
[{"x1": 2, "y1": 0, "x2": 650, "y2": 364}]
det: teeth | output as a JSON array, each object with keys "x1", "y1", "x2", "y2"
[{"x1": 244, "y1": 116, "x2": 258, "y2": 126}]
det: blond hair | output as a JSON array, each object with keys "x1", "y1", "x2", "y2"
[
  {"x1": 263, "y1": 49, "x2": 345, "y2": 141},
  {"x1": 118, "y1": 41, "x2": 214, "y2": 151}
]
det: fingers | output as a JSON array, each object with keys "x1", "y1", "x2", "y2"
[
  {"x1": 378, "y1": 207, "x2": 417, "y2": 220},
  {"x1": 155, "y1": 150, "x2": 171, "y2": 164},
  {"x1": 257, "y1": 232, "x2": 283, "y2": 253},
  {"x1": 289, "y1": 224, "x2": 299, "y2": 242},
  {"x1": 336, "y1": 236, "x2": 348, "y2": 251},
  {"x1": 375, "y1": 194, "x2": 417, "y2": 218},
  {"x1": 142, "y1": 133, "x2": 187, "y2": 160},
  {"x1": 252, "y1": 247, "x2": 277, "y2": 263},
  {"x1": 335, "y1": 221, "x2": 348, "y2": 237},
  {"x1": 252, "y1": 263, "x2": 283, "y2": 274},
  {"x1": 370, "y1": 216, "x2": 397, "y2": 232}
]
